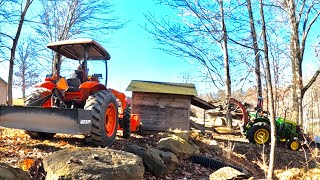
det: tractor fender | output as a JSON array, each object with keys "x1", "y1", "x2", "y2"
[
  {"x1": 79, "y1": 82, "x2": 107, "y2": 99},
  {"x1": 79, "y1": 81, "x2": 106, "y2": 91},
  {"x1": 252, "y1": 117, "x2": 270, "y2": 125},
  {"x1": 34, "y1": 81, "x2": 55, "y2": 91}
]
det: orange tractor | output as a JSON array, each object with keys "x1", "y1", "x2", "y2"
[{"x1": 0, "y1": 39, "x2": 140, "y2": 146}]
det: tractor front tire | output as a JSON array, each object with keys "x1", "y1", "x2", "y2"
[
  {"x1": 287, "y1": 138, "x2": 301, "y2": 151},
  {"x1": 122, "y1": 106, "x2": 131, "y2": 138},
  {"x1": 24, "y1": 88, "x2": 55, "y2": 139},
  {"x1": 247, "y1": 122, "x2": 271, "y2": 145},
  {"x1": 84, "y1": 90, "x2": 119, "y2": 147}
]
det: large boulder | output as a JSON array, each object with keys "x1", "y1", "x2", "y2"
[
  {"x1": 209, "y1": 167, "x2": 249, "y2": 180},
  {"x1": 148, "y1": 147, "x2": 179, "y2": 174},
  {"x1": 157, "y1": 135, "x2": 200, "y2": 159},
  {"x1": 0, "y1": 163, "x2": 32, "y2": 180},
  {"x1": 43, "y1": 147, "x2": 144, "y2": 180},
  {"x1": 123, "y1": 144, "x2": 167, "y2": 177}
]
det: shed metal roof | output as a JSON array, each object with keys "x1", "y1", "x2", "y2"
[
  {"x1": 126, "y1": 80, "x2": 197, "y2": 96},
  {"x1": 191, "y1": 96, "x2": 217, "y2": 110}
]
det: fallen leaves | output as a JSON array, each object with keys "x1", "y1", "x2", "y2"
[
  {"x1": 0, "y1": 127, "x2": 319, "y2": 179},
  {"x1": 21, "y1": 158, "x2": 35, "y2": 171}
]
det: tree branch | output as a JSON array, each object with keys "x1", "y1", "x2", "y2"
[
  {"x1": 228, "y1": 37, "x2": 264, "y2": 51},
  {"x1": 297, "y1": 0, "x2": 307, "y2": 24},
  {"x1": 302, "y1": 67, "x2": 320, "y2": 97},
  {"x1": 0, "y1": 32, "x2": 14, "y2": 40},
  {"x1": 300, "y1": 10, "x2": 320, "y2": 60}
]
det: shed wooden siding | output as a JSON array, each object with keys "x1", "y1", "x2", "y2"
[
  {"x1": 0, "y1": 80, "x2": 7, "y2": 105},
  {"x1": 132, "y1": 92, "x2": 191, "y2": 131}
]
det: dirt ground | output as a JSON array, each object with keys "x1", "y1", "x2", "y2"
[{"x1": 0, "y1": 125, "x2": 319, "y2": 180}]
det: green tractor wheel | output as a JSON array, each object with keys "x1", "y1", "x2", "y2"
[
  {"x1": 287, "y1": 138, "x2": 301, "y2": 151},
  {"x1": 248, "y1": 122, "x2": 271, "y2": 145}
]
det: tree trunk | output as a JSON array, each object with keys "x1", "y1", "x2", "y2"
[
  {"x1": 286, "y1": 0, "x2": 302, "y2": 125},
  {"x1": 7, "y1": 0, "x2": 33, "y2": 105},
  {"x1": 22, "y1": 61, "x2": 26, "y2": 98},
  {"x1": 52, "y1": 53, "x2": 61, "y2": 79},
  {"x1": 219, "y1": 0, "x2": 232, "y2": 128},
  {"x1": 259, "y1": 0, "x2": 276, "y2": 178},
  {"x1": 246, "y1": 0, "x2": 262, "y2": 100}
]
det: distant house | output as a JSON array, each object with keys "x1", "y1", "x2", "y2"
[
  {"x1": 0, "y1": 78, "x2": 7, "y2": 104},
  {"x1": 126, "y1": 80, "x2": 197, "y2": 131}
]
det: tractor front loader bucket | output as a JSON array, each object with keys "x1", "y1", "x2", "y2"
[{"x1": 0, "y1": 105, "x2": 92, "y2": 135}]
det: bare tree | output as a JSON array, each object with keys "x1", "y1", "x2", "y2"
[
  {"x1": 13, "y1": 37, "x2": 40, "y2": 98},
  {"x1": 34, "y1": 0, "x2": 127, "y2": 76},
  {"x1": 282, "y1": 0, "x2": 320, "y2": 126},
  {"x1": 218, "y1": 0, "x2": 232, "y2": 128},
  {"x1": 145, "y1": 0, "x2": 233, "y2": 127},
  {"x1": 259, "y1": 1, "x2": 276, "y2": 178},
  {"x1": 145, "y1": 0, "x2": 232, "y2": 89},
  {"x1": 226, "y1": 1, "x2": 292, "y2": 114},
  {"x1": 0, "y1": 0, "x2": 34, "y2": 105},
  {"x1": 177, "y1": 72, "x2": 194, "y2": 84},
  {"x1": 246, "y1": 0, "x2": 263, "y2": 100}
]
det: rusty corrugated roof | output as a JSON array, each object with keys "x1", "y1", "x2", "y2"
[{"x1": 126, "y1": 80, "x2": 197, "y2": 96}]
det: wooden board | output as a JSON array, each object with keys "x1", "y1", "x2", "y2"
[
  {"x1": 190, "y1": 120, "x2": 220, "y2": 134},
  {"x1": 132, "y1": 92, "x2": 191, "y2": 131}
]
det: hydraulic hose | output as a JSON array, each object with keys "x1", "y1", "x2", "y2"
[{"x1": 191, "y1": 155, "x2": 244, "y2": 172}]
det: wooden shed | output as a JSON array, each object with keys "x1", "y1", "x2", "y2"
[
  {"x1": 0, "y1": 78, "x2": 7, "y2": 105},
  {"x1": 126, "y1": 80, "x2": 197, "y2": 131}
]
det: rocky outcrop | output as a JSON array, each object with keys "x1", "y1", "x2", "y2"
[
  {"x1": 0, "y1": 163, "x2": 32, "y2": 180},
  {"x1": 43, "y1": 148, "x2": 144, "y2": 180},
  {"x1": 157, "y1": 135, "x2": 200, "y2": 159},
  {"x1": 148, "y1": 147, "x2": 179, "y2": 174},
  {"x1": 209, "y1": 167, "x2": 249, "y2": 180},
  {"x1": 123, "y1": 144, "x2": 167, "y2": 177}
]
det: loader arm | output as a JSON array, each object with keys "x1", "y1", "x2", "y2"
[{"x1": 109, "y1": 89, "x2": 127, "y2": 118}]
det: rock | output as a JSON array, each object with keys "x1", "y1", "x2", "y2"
[
  {"x1": 211, "y1": 144, "x2": 223, "y2": 156},
  {"x1": 0, "y1": 163, "x2": 32, "y2": 180},
  {"x1": 158, "y1": 135, "x2": 200, "y2": 159},
  {"x1": 209, "y1": 167, "x2": 249, "y2": 180},
  {"x1": 43, "y1": 147, "x2": 144, "y2": 180},
  {"x1": 188, "y1": 139, "x2": 200, "y2": 153},
  {"x1": 148, "y1": 147, "x2": 179, "y2": 174},
  {"x1": 123, "y1": 144, "x2": 167, "y2": 177},
  {"x1": 275, "y1": 168, "x2": 303, "y2": 180}
]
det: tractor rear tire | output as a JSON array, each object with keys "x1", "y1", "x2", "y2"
[
  {"x1": 24, "y1": 88, "x2": 55, "y2": 139},
  {"x1": 122, "y1": 106, "x2": 131, "y2": 139},
  {"x1": 84, "y1": 90, "x2": 118, "y2": 147},
  {"x1": 287, "y1": 138, "x2": 301, "y2": 151},
  {"x1": 247, "y1": 122, "x2": 271, "y2": 145}
]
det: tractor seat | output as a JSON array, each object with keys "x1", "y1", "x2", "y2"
[{"x1": 67, "y1": 78, "x2": 81, "y2": 92}]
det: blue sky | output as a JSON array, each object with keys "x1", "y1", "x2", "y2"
[
  {"x1": 103, "y1": 1, "x2": 199, "y2": 95},
  {"x1": 0, "y1": 0, "x2": 201, "y2": 98},
  {"x1": 1, "y1": 0, "x2": 319, "y2": 98}
]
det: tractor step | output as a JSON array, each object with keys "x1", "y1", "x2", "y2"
[{"x1": 0, "y1": 105, "x2": 92, "y2": 135}]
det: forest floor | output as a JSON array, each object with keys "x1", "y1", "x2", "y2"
[{"x1": 0, "y1": 124, "x2": 319, "y2": 180}]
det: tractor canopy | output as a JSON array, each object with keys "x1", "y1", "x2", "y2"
[{"x1": 47, "y1": 38, "x2": 111, "y2": 60}]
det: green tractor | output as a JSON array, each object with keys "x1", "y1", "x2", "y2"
[{"x1": 230, "y1": 97, "x2": 303, "y2": 150}]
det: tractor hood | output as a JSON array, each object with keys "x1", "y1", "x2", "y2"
[{"x1": 47, "y1": 39, "x2": 111, "y2": 60}]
